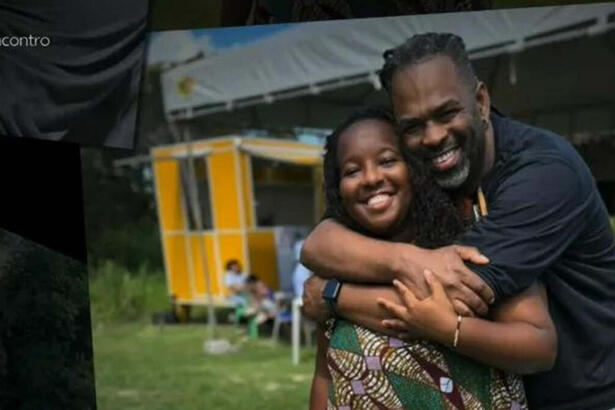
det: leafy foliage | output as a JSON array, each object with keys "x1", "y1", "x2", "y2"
[
  {"x1": 89, "y1": 261, "x2": 169, "y2": 324},
  {"x1": 81, "y1": 148, "x2": 163, "y2": 272}
]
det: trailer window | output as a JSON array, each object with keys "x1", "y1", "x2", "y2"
[
  {"x1": 252, "y1": 158, "x2": 315, "y2": 227},
  {"x1": 179, "y1": 156, "x2": 213, "y2": 231}
]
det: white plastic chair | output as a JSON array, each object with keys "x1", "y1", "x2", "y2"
[{"x1": 271, "y1": 291, "x2": 294, "y2": 342}]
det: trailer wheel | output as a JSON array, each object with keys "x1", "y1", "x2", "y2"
[{"x1": 174, "y1": 304, "x2": 191, "y2": 323}]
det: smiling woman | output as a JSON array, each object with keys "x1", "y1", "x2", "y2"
[
  {"x1": 322, "y1": 107, "x2": 465, "y2": 248},
  {"x1": 337, "y1": 118, "x2": 412, "y2": 238},
  {"x1": 310, "y1": 107, "x2": 502, "y2": 409},
  {"x1": 308, "y1": 106, "x2": 559, "y2": 410}
]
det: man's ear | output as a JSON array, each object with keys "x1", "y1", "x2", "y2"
[{"x1": 475, "y1": 80, "x2": 491, "y2": 120}]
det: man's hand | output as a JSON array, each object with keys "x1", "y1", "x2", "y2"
[
  {"x1": 392, "y1": 244, "x2": 494, "y2": 317},
  {"x1": 302, "y1": 276, "x2": 330, "y2": 323}
]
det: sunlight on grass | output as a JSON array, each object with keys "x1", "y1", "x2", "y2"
[
  {"x1": 90, "y1": 264, "x2": 317, "y2": 409},
  {"x1": 93, "y1": 323, "x2": 316, "y2": 410}
]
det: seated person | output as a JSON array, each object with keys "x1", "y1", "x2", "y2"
[
  {"x1": 246, "y1": 274, "x2": 277, "y2": 324},
  {"x1": 224, "y1": 259, "x2": 248, "y2": 307}
]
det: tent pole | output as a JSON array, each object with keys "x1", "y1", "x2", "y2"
[
  {"x1": 182, "y1": 124, "x2": 217, "y2": 339},
  {"x1": 168, "y1": 118, "x2": 182, "y2": 144}
]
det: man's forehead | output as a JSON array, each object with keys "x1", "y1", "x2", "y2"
[
  {"x1": 392, "y1": 56, "x2": 463, "y2": 93},
  {"x1": 391, "y1": 56, "x2": 470, "y2": 117}
]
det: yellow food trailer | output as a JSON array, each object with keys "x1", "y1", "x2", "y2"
[{"x1": 151, "y1": 136, "x2": 324, "y2": 316}]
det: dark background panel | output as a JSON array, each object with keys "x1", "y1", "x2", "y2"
[
  {"x1": 0, "y1": 0, "x2": 149, "y2": 149},
  {"x1": 147, "y1": 0, "x2": 608, "y2": 30},
  {"x1": 0, "y1": 136, "x2": 87, "y2": 263},
  {"x1": 0, "y1": 230, "x2": 96, "y2": 410}
]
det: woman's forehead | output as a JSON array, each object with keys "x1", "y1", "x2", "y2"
[{"x1": 337, "y1": 119, "x2": 398, "y2": 158}]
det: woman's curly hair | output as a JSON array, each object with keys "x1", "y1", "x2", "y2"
[{"x1": 323, "y1": 106, "x2": 467, "y2": 248}]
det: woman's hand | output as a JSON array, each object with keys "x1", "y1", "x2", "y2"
[
  {"x1": 377, "y1": 269, "x2": 458, "y2": 344},
  {"x1": 392, "y1": 244, "x2": 493, "y2": 317}
]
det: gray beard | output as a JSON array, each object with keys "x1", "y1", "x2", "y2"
[
  {"x1": 433, "y1": 154, "x2": 470, "y2": 190},
  {"x1": 435, "y1": 112, "x2": 485, "y2": 191}
]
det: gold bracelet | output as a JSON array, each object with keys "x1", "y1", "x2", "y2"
[{"x1": 453, "y1": 315, "x2": 462, "y2": 348}]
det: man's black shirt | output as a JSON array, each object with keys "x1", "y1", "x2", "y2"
[{"x1": 462, "y1": 114, "x2": 615, "y2": 410}]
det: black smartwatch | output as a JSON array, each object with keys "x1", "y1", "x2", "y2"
[{"x1": 322, "y1": 279, "x2": 343, "y2": 316}]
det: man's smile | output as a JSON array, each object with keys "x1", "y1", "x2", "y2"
[{"x1": 431, "y1": 147, "x2": 461, "y2": 172}]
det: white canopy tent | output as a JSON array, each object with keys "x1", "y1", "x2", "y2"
[{"x1": 160, "y1": 3, "x2": 615, "y2": 120}]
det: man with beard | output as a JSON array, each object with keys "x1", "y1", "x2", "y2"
[{"x1": 301, "y1": 33, "x2": 615, "y2": 410}]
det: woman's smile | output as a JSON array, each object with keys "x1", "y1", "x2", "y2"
[
  {"x1": 361, "y1": 191, "x2": 395, "y2": 211},
  {"x1": 337, "y1": 119, "x2": 412, "y2": 237}
]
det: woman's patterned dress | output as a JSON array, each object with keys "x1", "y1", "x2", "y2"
[{"x1": 326, "y1": 319, "x2": 527, "y2": 410}]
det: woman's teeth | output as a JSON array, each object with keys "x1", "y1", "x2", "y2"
[{"x1": 367, "y1": 194, "x2": 390, "y2": 206}]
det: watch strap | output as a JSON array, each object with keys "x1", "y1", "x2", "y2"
[{"x1": 322, "y1": 279, "x2": 342, "y2": 317}]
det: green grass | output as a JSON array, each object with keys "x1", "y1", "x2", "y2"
[
  {"x1": 90, "y1": 262, "x2": 316, "y2": 409},
  {"x1": 92, "y1": 323, "x2": 316, "y2": 410}
]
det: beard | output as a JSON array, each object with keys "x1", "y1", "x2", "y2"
[
  {"x1": 432, "y1": 113, "x2": 487, "y2": 192},
  {"x1": 433, "y1": 154, "x2": 470, "y2": 190}
]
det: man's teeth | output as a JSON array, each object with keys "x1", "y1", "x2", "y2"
[
  {"x1": 367, "y1": 194, "x2": 390, "y2": 206},
  {"x1": 433, "y1": 149, "x2": 456, "y2": 164}
]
